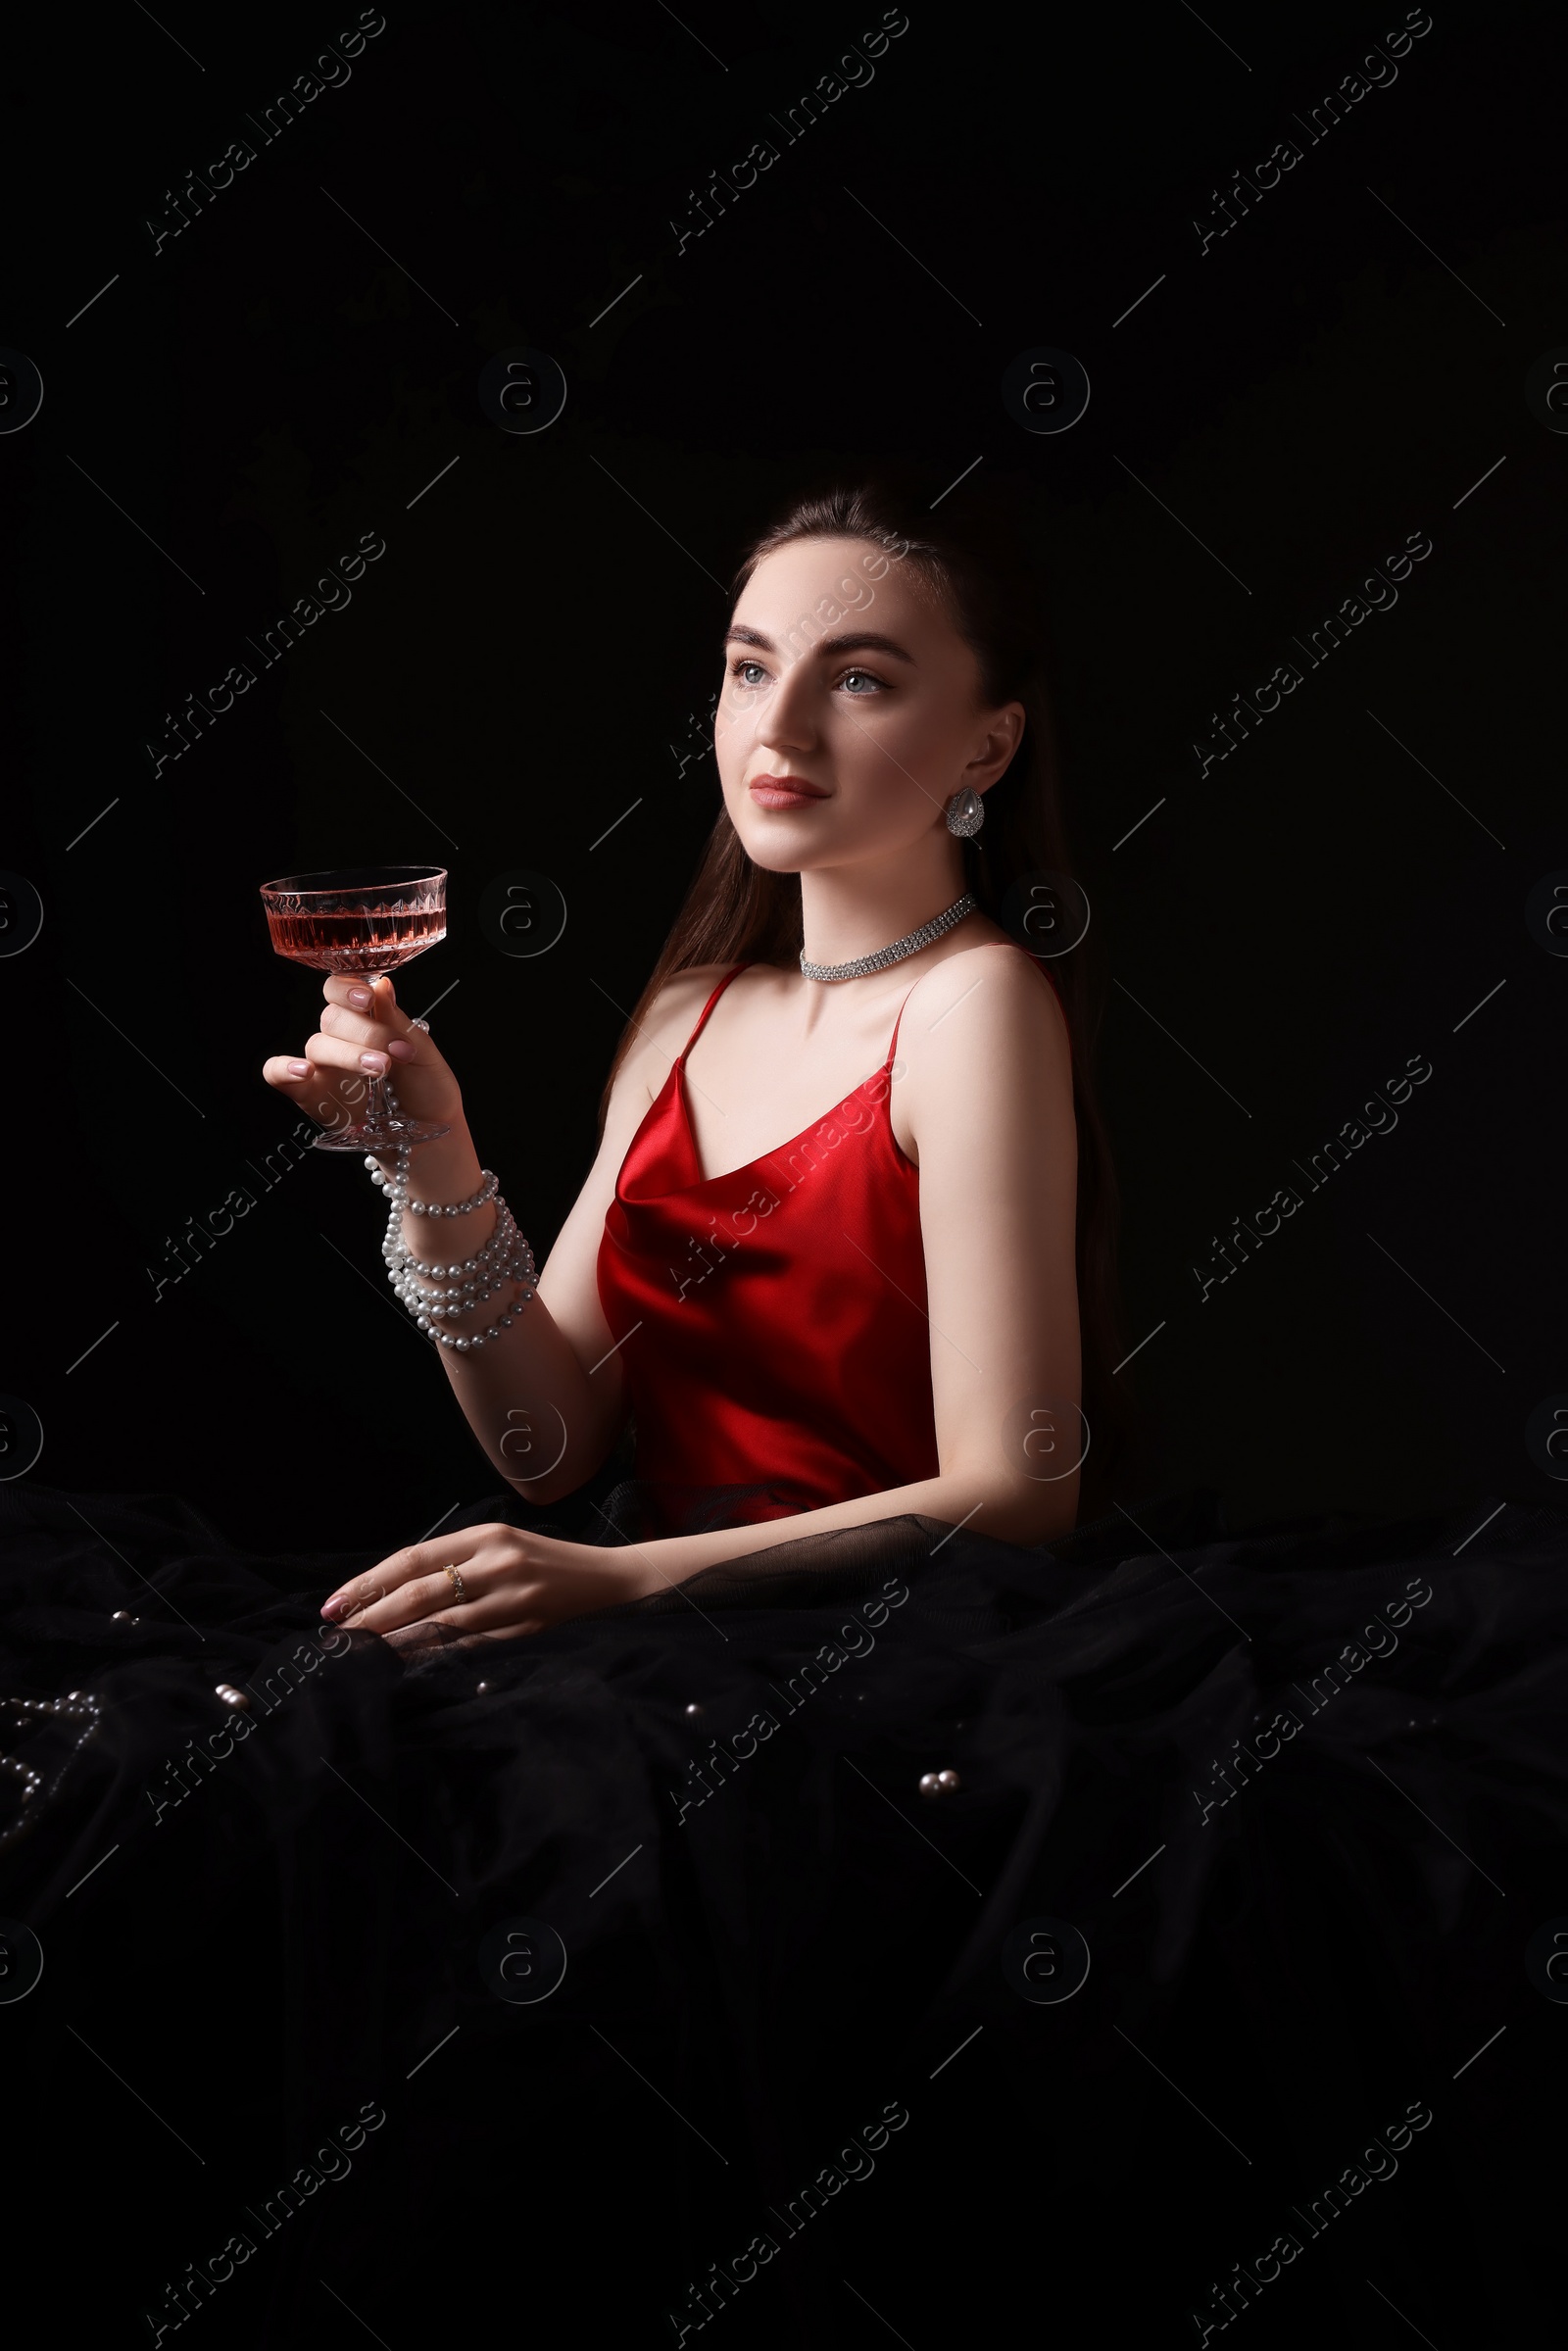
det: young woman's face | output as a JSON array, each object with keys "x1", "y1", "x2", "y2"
[{"x1": 715, "y1": 535, "x2": 1023, "y2": 873}]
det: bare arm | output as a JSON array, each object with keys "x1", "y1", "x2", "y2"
[{"x1": 264, "y1": 964, "x2": 730, "y2": 1500}]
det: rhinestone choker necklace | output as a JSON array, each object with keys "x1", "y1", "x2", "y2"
[{"x1": 799, "y1": 893, "x2": 976, "y2": 984}]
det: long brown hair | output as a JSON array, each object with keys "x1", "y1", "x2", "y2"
[{"x1": 601, "y1": 472, "x2": 1132, "y2": 1512}]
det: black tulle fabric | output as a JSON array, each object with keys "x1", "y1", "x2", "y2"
[{"x1": 3, "y1": 1465, "x2": 1565, "y2": 2346}]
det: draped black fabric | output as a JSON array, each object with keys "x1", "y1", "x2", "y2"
[{"x1": 2, "y1": 1470, "x2": 1564, "y2": 2346}]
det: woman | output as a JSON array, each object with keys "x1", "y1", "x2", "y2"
[
  {"x1": 5, "y1": 482, "x2": 1563, "y2": 2348},
  {"x1": 264, "y1": 481, "x2": 1113, "y2": 1639}
]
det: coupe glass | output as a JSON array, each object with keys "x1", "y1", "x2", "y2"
[{"x1": 260, "y1": 864, "x2": 451, "y2": 1153}]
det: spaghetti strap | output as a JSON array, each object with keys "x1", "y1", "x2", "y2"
[
  {"x1": 679, "y1": 963, "x2": 750, "y2": 1061},
  {"x1": 885, "y1": 983, "x2": 920, "y2": 1068}
]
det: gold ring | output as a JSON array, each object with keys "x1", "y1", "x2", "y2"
[{"x1": 443, "y1": 1564, "x2": 467, "y2": 1603}]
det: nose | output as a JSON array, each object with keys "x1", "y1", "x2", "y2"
[{"x1": 751, "y1": 658, "x2": 816, "y2": 758}]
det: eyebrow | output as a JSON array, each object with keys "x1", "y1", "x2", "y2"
[{"x1": 722, "y1": 625, "x2": 916, "y2": 664}]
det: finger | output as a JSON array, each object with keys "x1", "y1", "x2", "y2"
[
  {"x1": 298, "y1": 1031, "x2": 402, "y2": 1079},
  {"x1": 322, "y1": 974, "x2": 408, "y2": 1032},
  {"x1": 314, "y1": 1012, "x2": 400, "y2": 1071},
  {"x1": 380, "y1": 1590, "x2": 547, "y2": 1653},
  {"x1": 323, "y1": 970, "x2": 398, "y2": 1011},
  {"x1": 263, "y1": 1035, "x2": 385, "y2": 1091},
  {"x1": 349, "y1": 1563, "x2": 527, "y2": 1637},
  {"x1": 261, "y1": 1053, "x2": 320, "y2": 1092},
  {"x1": 317, "y1": 1009, "x2": 424, "y2": 1068},
  {"x1": 339, "y1": 1569, "x2": 466, "y2": 1635},
  {"x1": 318, "y1": 983, "x2": 423, "y2": 1064},
  {"x1": 323, "y1": 1537, "x2": 481, "y2": 1624},
  {"x1": 369, "y1": 1572, "x2": 605, "y2": 1644},
  {"x1": 368, "y1": 974, "x2": 423, "y2": 1063},
  {"x1": 319, "y1": 979, "x2": 413, "y2": 1040}
]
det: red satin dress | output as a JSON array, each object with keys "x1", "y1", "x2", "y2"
[{"x1": 597, "y1": 953, "x2": 1063, "y2": 1533}]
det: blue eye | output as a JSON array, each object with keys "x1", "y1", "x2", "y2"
[
  {"x1": 840, "y1": 668, "x2": 885, "y2": 695},
  {"x1": 730, "y1": 659, "x2": 767, "y2": 686}
]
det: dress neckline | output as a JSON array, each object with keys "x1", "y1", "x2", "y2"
[
  {"x1": 671, "y1": 1056, "x2": 905, "y2": 1194},
  {"x1": 618, "y1": 944, "x2": 1064, "y2": 1200},
  {"x1": 612, "y1": 961, "x2": 908, "y2": 1200}
]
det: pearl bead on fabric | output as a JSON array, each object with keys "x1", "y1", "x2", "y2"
[{"x1": 0, "y1": 1691, "x2": 103, "y2": 1851}]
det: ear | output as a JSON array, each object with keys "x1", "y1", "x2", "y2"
[{"x1": 964, "y1": 701, "x2": 1026, "y2": 794}]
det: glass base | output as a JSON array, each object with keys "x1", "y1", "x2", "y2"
[{"x1": 313, "y1": 1113, "x2": 452, "y2": 1153}]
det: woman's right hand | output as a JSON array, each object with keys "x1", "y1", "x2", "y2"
[{"x1": 261, "y1": 972, "x2": 466, "y2": 1136}]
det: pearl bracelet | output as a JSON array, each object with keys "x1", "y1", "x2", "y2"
[
  {"x1": 367, "y1": 1130, "x2": 537, "y2": 1352},
  {"x1": 409, "y1": 1169, "x2": 499, "y2": 1218}
]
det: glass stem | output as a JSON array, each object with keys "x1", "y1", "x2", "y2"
[{"x1": 365, "y1": 1071, "x2": 390, "y2": 1131}]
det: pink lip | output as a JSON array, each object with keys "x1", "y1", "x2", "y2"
[{"x1": 748, "y1": 776, "x2": 829, "y2": 808}]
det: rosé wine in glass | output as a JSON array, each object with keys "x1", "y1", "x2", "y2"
[{"x1": 260, "y1": 864, "x2": 450, "y2": 1153}]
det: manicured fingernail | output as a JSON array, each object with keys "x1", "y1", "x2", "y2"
[
  {"x1": 387, "y1": 1037, "x2": 416, "y2": 1060},
  {"x1": 347, "y1": 986, "x2": 371, "y2": 1008},
  {"x1": 287, "y1": 1059, "x2": 311, "y2": 1078},
  {"x1": 320, "y1": 1596, "x2": 347, "y2": 1619},
  {"x1": 360, "y1": 1051, "x2": 388, "y2": 1073}
]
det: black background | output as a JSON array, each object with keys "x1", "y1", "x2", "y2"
[{"x1": 4, "y1": 0, "x2": 1564, "y2": 1550}]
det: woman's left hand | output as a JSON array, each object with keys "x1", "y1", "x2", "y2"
[{"x1": 319, "y1": 1524, "x2": 664, "y2": 1648}]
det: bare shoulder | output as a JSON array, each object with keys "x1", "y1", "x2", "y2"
[
  {"x1": 904, "y1": 940, "x2": 1071, "y2": 1068},
  {"x1": 892, "y1": 944, "x2": 1072, "y2": 1164}
]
